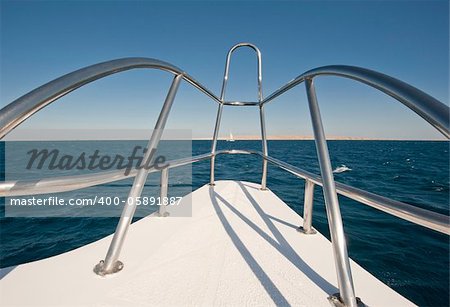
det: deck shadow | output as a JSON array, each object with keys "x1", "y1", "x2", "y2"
[
  {"x1": 0, "y1": 266, "x2": 17, "y2": 280},
  {"x1": 209, "y1": 182, "x2": 337, "y2": 299},
  {"x1": 208, "y1": 187, "x2": 291, "y2": 306}
]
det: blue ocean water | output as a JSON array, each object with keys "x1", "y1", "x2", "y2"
[{"x1": 0, "y1": 140, "x2": 448, "y2": 306}]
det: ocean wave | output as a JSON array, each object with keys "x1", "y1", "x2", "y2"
[{"x1": 333, "y1": 164, "x2": 352, "y2": 173}]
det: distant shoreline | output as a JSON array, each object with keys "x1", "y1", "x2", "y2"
[
  {"x1": 5, "y1": 136, "x2": 447, "y2": 142},
  {"x1": 193, "y1": 136, "x2": 448, "y2": 141}
]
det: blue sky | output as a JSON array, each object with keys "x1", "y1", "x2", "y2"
[{"x1": 1, "y1": 0, "x2": 448, "y2": 139}]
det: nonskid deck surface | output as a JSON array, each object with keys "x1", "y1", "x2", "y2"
[{"x1": 0, "y1": 180, "x2": 413, "y2": 306}]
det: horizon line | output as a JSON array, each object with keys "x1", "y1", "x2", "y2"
[{"x1": 193, "y1": 135, "x2": 448, "y2": 141}]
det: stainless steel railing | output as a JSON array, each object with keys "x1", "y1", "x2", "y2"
[
  {"x1": 0, "y1": 58, "x2": 221, "y2": 139},
  {"x1": 1, "y1": 149, "x2": 448, "y2": 235},
  {"x1": 210, "y1": 43, "x2": 268, "y2": 190},
  {"x1": 97, "y1": 75, "x2": 183, "y2": 275},
  {"x1": 1, "y1": 43, "x2": 449, "y2": 307},
  {"x1": 258, "y1": 63, "x2": 449, "y2": 306},
  {"x1": 261, "y1": 65, "x2": 449, "y2": 138}
]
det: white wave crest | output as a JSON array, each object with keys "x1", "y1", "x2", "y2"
[{"x1": 333, "y1": 165, "x2": 352, "y2": 173}]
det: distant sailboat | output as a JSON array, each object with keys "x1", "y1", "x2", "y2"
[{"x1": 226, "y1": 132, "x2": 235, "y2": 142}]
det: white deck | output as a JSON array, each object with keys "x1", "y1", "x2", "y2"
[{"x1": 0, "y1": 180, "x2": 414, "y2": 306}]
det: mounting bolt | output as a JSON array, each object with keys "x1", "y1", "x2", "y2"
[
  {"x1": 297, "y1": 226, "x2": 317, "y2": 235},
  {"x1": 156, "y1": 211, "x2": 170, "y2": 217},
  {"x1": 93, "y1": 259, "x2": 124, "y2": 276},
  {"x1": 327, "y1": 293, "x2": 365, "y2": 307}
]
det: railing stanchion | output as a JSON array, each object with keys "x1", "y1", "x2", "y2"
[
  {"x1": 209, "y1": 155, "x2": 216, "y2": 185},
  {"x1": 259, "y1": 105, "x2": 268, "y2": 190},
  {"x1": 94, "y1": 74, "x2": 183, "y2": 276},
  {"x1": 305, "y1": 77, "x2": 358, "y2": 307},
  {"x1": 298, "y1": 179, "x2": 316, "y2": 234},
  {"x1": 158, "y1": 168, "x2": 169, "y2": 217},
  {"x1": 210, "y1": 103, "x2": 224, "y2": 185}
]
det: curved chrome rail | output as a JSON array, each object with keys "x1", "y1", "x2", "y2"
[
  {"x1": 262, "y1": 65, "x2": 449, "y2": 138},
  {"x1": 1, "y1": 45, "x2": 449, "y2": 307},
  {"x1": 0, "y1": 57, "x2": 221, "y2": 139},
  {"x1": 220, "y1": 42, "x2": 263, "y2": 103}
]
